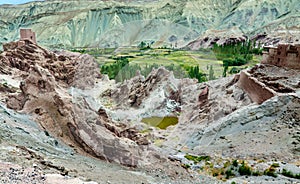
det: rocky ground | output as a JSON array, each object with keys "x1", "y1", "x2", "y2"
[{"x1": 0, "y1": 42, "x2": 299, "y2": 183}]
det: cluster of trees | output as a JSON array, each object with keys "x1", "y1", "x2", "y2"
[
  {"x1": 138, "y1": 41, "x2": 154, "y2": 50},
  {"x1": 100, "y1": 57, "x2": 130, "y2": 81},
  {"x1": 212, "y1": 40, "x2": 262, "y2": 77},
  {"x1": 187, "y1": 65, "x2": 207, "y2": 83}
]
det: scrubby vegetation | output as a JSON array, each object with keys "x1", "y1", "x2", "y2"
[
  {"x1": 183, "y1": 158, "x2": 283, "y2": 181},
  {"x1": 281, "y1": 169, "x2": 300, "y2": 179},
  {"x1": 264, "y1": 165, "x2": 278, "y2": 177},
  {"x1": 184, "y1": 154, "x2": 210, "y2": 163},
  {"x1": 100, "y1": 57, "x2": 130, "y2": 81},
  {"x1": 238, "y1": 161, "x2": 252, "y2": 176}
]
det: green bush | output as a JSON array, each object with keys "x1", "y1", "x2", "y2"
[
  {"x1": 264, "y1": 166, "x2": 278, "y2": 177},
  {"x1": 181, "y1": 163, "x2": 191, "y2": 169},
  {"x1": 238, "y1": 161, "x2": 252, "y2": 176},
  {"x1": 225, "y1": 169, "x2": 235, "y2": 179},
  {"x1": 229, "y1": 67, "x2": 241, "y2": 74},
  {"x1": 252, "y1": 170, "x2": 262, "y2": 176},
  {"x1": 232, "y1": 160, "x2": 238, "y2": 167}
]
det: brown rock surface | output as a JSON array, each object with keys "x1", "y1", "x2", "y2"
[{"x1": 1, "y1": 42, "x2": 149, "y2": 167}]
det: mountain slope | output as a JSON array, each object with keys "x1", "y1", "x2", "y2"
[{"x1": 0, "y1": 0, "x2": 299, "y2": 48}]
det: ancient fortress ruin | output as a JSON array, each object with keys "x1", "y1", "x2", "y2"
[
  {"x1": 237, "y1": 44, "x2": 299, "y2": 104},
  {"x1": 262, "y1": 44, "x2": 300, "y2": 69}
]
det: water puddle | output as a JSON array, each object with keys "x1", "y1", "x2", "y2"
[{"x1": 141, "y1": 116, "x2": 178, "y2": 129}]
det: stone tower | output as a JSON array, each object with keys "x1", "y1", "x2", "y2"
[{"x1": 20, "y1": 28, "x2": 36, "y2": 44}]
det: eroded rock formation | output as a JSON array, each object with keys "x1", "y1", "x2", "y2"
[{"x1": 0, "y1": 42, "x2": 149, "y2": 167}]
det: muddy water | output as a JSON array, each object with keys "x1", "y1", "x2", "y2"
[{"x1": 141, "y1": 116, "x2": 178, "y2": 129}]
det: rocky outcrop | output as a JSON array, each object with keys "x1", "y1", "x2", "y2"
[
  {"x1": 186, "y1": 34, "x2": 247, "y2": 49},
  {"x1": 192, "y1": 93, "x2": 300, "y2": 161},
  {"x1": 1, "y1": 42, "x2": 149, "y2": 167},
  {"x1": 0, "y1": 43, "x2": 100, "y2": 88},
  {"x1": 111, "y1": 67, "x2": 181, "y2": 108},
  {"x1": 198, "y1": 86, "x2": 209, "y2": 107}
]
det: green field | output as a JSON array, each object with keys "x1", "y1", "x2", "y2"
[{"x1": 72, "y1": 46, "x2": 262, "y2": 82}]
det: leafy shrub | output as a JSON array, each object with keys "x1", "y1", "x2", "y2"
[
  {"x1": 251, "y1": 48, "x2": 263, "y2": 55},
  {"x1": 264, "y1": 166, "x2": 278, "y2": 177},
  {"x1": 252, "y1": 170, "x2": 262, "y2": 176},
  {"x1": 225, "y1": 169, "x2": 235, "y2": 179},
  {"x1": 232, "y1": 160, "x2": 238, "y2": 167},
  {"x1": 101, "y1": 57, "x2": 129, "y2": 80},
  {"x1": 229, "y1": 67, "x2": 241, "y2": 74},
  {"x1": 238, "y1": 161, "x2": 252, "y2": 176}
]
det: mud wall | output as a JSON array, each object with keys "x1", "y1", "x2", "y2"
[
  {"x1": 237, "y1": 71, "x2": 276, "y2": 104},
  {"x1": 285, "y1": 53, "x2": 300, "y2": 69},
  {"x1": 262, "y1": 45, "x2": 300, "y2": 70}
]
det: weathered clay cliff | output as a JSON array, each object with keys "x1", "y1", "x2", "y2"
[{"x1": 0, "y1": 42, "x2": 152, "y2": 167}]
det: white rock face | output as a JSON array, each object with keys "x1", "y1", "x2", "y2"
[{"x1": 0, "y1": 0, "x2": 299, "y2": 48}]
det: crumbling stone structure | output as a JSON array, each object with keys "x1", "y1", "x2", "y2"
[
  {"x1": 237, "y1": 43, "x2": 300, "y2": 104},
  {"x1": 18, "y1": 28, "x2": 36, "y2": 47},
  {"x1": 262, "y1": 44, "x2": 300, "y2": 69},
  {"x1": 237, "y1": 70, "x2": 276, "y2": 104}
]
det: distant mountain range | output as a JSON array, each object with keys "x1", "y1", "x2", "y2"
[{"x1": 0, "y1": 0, "x2": 299, "y2": 49}]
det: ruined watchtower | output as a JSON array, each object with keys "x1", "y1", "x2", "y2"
[{"x1": 20, "y1": 28, "x2": 36, "y2": 44}]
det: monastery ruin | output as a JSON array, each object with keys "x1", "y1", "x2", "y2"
[
  {"x1": 262, "y1": 44, "x2": 300, "y2": 69},
  {"x1": 237, "y1": 43, "x2": 299, "y2": 104}
]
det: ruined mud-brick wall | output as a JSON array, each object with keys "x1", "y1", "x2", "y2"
[
  {"x1": 237, "y1": 71, "x2": 276, "y2": 104},
  {"x1": 262, "y1": 44, "x2": 300, "y2": 69}
]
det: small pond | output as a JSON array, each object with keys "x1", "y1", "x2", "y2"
[{"x1": 141, "y1": 116, "x2": 178, "y2": 129}]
